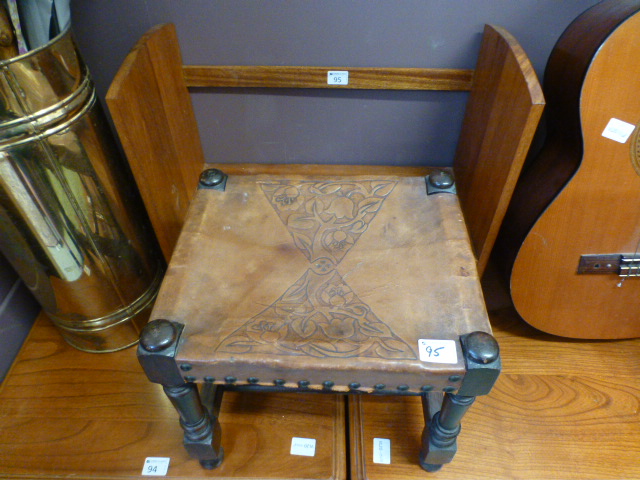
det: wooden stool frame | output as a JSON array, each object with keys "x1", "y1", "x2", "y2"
[{"x1": 106, "y1": 23, "x2": 543, "y2": 472}]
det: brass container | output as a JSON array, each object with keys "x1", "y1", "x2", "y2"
[{"x1": 0, "y1": 27, "x2": 163, "y2": 352}]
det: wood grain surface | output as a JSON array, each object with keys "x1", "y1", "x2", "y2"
[
  {"x1": 1, "y1": 265, "x2": 639, "y2": 479},
  {"x1": 182, "y1": 65, "x2": 473, "y2": 91},
  {"x1": 106, "y1": 24, "x2": 206, "y2": 262},
  {"x1": 206, "y1": 163, "x2": 436, "y2": 177},
  {"x1": 0, "y1": 317, "x2": 346, "y2": 480},
  {"x1": 349, "y1": 265, "x2": 640, "y2": 480},
  {"x1": 453, "y1": 25, "x2": 544, "y2": 276}
]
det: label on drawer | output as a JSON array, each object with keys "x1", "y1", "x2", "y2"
[
  {"x1": 418, "y1": 339, "x2": 458, "y2": 364},
  {"x1": 142, "y1": 457, "x2": 170, "y2": 476},
  {"x1": 373, "y1": 438, "x2": 391, "y2": 464},
  {"x1": 291, "y1": 437, "x2": 316, "y2": 456}
]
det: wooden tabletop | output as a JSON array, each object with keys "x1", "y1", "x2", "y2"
[
  {"x1": 1, "y1": 265, "x2": 639, "y2": 479},
  {"x1": 0, "y1": 316, "x2": 346, "y2": 480},
  {"x1": 350, "y1": 266, "x2": 640, "y2": 480}
]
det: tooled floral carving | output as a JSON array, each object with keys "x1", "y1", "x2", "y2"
[
  {"x1": 216, "y1": 269, "x2": 415, "y2": 359},
  {"x1": 260, "y1": 180, "x2": 396, "y2": 264},
  {"x1": 216, "y1": 179, "x2": 416, "y2": 360},
  {"x1": 272, "y1": 185, "x2": 304, "y2": 210}
]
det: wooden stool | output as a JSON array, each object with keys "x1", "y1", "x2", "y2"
[
  {"x1": 106, "y1": 23, "x2": 543, "y2": 472},
  {"x1": 138, "y1": 169, "x2": 499, "y2": 471}
]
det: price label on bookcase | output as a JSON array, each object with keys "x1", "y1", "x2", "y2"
[{"x1": 327, "y1": 71, "x2": 349, "y2": 85}]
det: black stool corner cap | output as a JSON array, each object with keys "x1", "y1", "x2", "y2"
[
  {"x1": 465, "y1": 331, "x2": 499, "y2": 364},
  {"x1": 140, "y1": 319, "x2": 178, "y2": 352}
]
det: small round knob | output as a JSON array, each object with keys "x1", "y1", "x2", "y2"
[
  {"x1": 465, "y1": 331, "x2": 499, "y2": 364},
  {"x1": 140, "y1": 319, "x2": 177, "y2": 352},
  {"x1": 199, "y1": 169, "x2": 225, "y2": 187},
  {"x1": 428, "y1": 171, "x2": 454, "y2": 189}
]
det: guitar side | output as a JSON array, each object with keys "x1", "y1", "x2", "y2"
[{"x1": 501, "y1": 1, "x2": 640, "y2": 339}]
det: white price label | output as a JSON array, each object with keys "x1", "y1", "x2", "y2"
[
  {"x1": 290, "y1": 437, "x2": 316, "y2": 456},
  {"x1": 602, "y1": 118, "x2": 636, "y2": 143},
  {"x1": 142, "y1": 457, "x2": 170, "y2": 476},
  {"x1": 327, "y1": 70, "x2": 349, "y2": 85},
  {"x1": 418, "y1": 339, "x2": 458, "y2": 364},
  {"x1": 373, "y1": 438, "x2": 391, "y2": 464}
]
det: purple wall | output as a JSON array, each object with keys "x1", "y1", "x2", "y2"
[
  {"x1": 0, "y1": 255, "x2": 39, "y2": 382},
  {"x1": 70, "y1": 0, "x2": 600, "y2": 166}
]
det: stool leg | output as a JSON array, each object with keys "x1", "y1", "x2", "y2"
[
  {"x1": 420, "y1": 393, "x2": 475, "y2": 471},
  {"x1": 164, "y1": 383, "x2": 224, "y2": 469},
  {"x1": 137, "y1": 319, "x2": 224, "y2": 469},
  {"x1": 420, "y1": 331, "x2": 501, "y2": 471}
]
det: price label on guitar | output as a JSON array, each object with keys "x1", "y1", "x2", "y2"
[
  {"x1": 418, "y1": 339, "x2": 458, "y2": 364},
  {"x1": 602, "y1": 117, "x2": 636, "y2": 143}
]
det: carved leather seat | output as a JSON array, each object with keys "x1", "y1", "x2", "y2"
[
  {"x1": 151, "y1": 173, "x2": 488, "y2": 391},
  {"x1": 139, "y1": 170, "x2": 499, "y2": 472}
]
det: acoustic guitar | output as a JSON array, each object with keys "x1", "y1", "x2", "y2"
[{"x1": 497, "y1": 0, "x2": 640, "y2": 339}]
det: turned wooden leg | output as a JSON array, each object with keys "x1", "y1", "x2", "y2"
[
  {"x1": 420, "y1": 392, "x2": 475, "y2": 471},
  {"x1": 420, "y1": 331, "x2": 501, "y2": 472},
  {"x1": 137, "y1": 319, "x2": 224, "y2": 469},
  {"x1": 163, "y1": 383, "x2": 224, "y2": 469}
]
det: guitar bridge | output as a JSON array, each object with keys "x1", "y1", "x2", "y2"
[
  {"x1": 577, "y1": 254, "x2": 640, "y2": 276},
  {"x1": 620, "y1": 257, "x2": 640, "y2": 277}
]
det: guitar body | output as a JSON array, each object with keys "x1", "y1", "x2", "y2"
[{"x1": 499, "y1": 1, "x2": 640, "y2": 339}]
